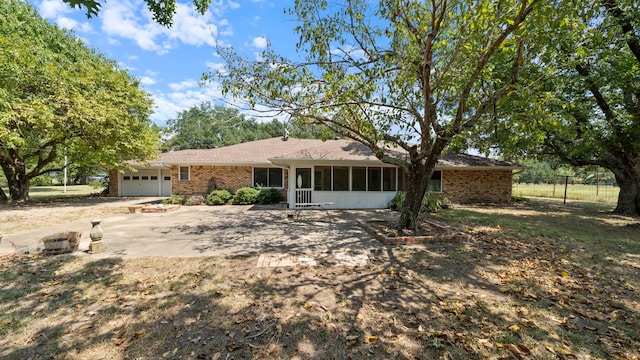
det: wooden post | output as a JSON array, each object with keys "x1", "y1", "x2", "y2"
[{"x1": 563, "y1": 176, "x2": 569, "y2": 205}]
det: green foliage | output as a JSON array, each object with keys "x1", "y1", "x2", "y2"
[
  {"x1": 31, "y1": 174, "x2": 55, "y2": 187},
  {"x1": 476, "y1": 0, "x2": 640, "y2": 215},
  {"x1": 232, "y1": 187, "x2": 260, "y2": 205},
  {"x1": 257, "y1": 188, "x2": 283, "y2": 204},
  {"x1": 161, "y1": 102, "x2": 327, "y2": 151},
  {"x1": 421, "y1": 193, "x2": 450, "y2": 214},
  {"x1": 213, "y1": 0, "x2": 543, "y2": 229},
  {"x1": 88, "y1": 180, "x2": 105, "y2": 190},
  {"x1": 390, "y1": 191, "x2": 449, "y2": 213},
  {"x1": 206, "y1": 189, "x2": 233, "y2": 205},
  {"x1": 162, "y1": 195, "x2": 185, "y2": 205},
  {"x1": 0, "y1": 0, "x2": 159, "y2": 202},
  {"x1": 185, "y1": 195, "x2": 206, "y2": 206},
  {"x1": 512, "y1": 195, "x2": 530, "y2": 203},
  {"x1": 389, "y1": 191, "x2": 406, "y2": 210},
  {"x1": 60, "y1": 0, "x2": 211, "y2": 27}
]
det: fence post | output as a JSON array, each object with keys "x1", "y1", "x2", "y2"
[{"x1": 564, "y1": 176, "x2": 569, "y2": 205}]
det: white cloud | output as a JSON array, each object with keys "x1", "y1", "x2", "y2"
[
  {"x1": 166, "y1": 3, "x2": 218, "y2": 47},
  {"x1": 38, "y1": 0, "x2": 71, "y2": 18},
  {"x1": 55, "y1": 16, "x2": 78, "y2": 30},
  {"x1": 100, "y1": 1, "x2": 164, "y2": 52},
  {"x1": 139, "y1": 76, "x2": 157, "y2": 86},
  {"x1": 37, "y1": 0, "x2": 93, "y2": 33},
  {"x1": 252, "y1": 36, "x2": 268, "y2": 49},
  {"x1": 150, "y1": 80, "x2": 225, "y2": 125},
  {"x1": 168, "y1": 80, "x2": 200, "y2": 91}
]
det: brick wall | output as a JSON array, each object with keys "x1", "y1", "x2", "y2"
[
  {"x1": 108, "y1": 168, "x2": 119, "y2": 197},
  {"x1": 442, "y1": 169, "x2": 512, "y2": 203},
  {"x1": 172, "y1": 165, "x2": 288, "y2": 199}
]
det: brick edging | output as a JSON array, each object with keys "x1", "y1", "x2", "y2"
[{"x1": 359, "y1": 220, "x2": 472, "y2": 245}]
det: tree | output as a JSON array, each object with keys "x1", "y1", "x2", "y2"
[
  {"x1": 0, "y1": 0, "x2": 159, "y2": 202},
  {"x1": 211, "y1": 0, "x2": 543, "y2": 229},
  {"x1": 162, "y1": 102, "x2": 328, "y2": 151},
  {"x1": 479, "y1": 0, "x2": 640, "y2": 216},
  {"x1": 61, "y1": 0, "x2": 211, "y2": 27}
]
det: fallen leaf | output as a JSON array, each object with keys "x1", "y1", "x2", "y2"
[
  {"x1": 507, "y1": 324, "x2": 521, "y2": 331},
  {"x1": 366, "y1": 335, "x2": 378, "y2": 343},
  {"x1": 303, "y1": 301, "x2": 314, "y2": 309},
  {"x1": 345, "y1": 335, "x2": 359, "y2": 341},
  {"x1": 1, "y1": 320, "x2": 12, "y2": 327}
]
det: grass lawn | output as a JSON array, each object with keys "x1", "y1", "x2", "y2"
[
  {"x1": 513, "y1": 183, "x2": 619, "y2": 203},
  {"x1": 26, "y1": 185, "x2": 106, "y2": 199},
  {"x1": 1, "y1": 199, "x2": 638, "y2": 359}
]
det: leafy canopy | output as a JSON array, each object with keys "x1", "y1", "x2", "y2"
[{"x1": 0, "y1": 0, "x2": 159, "y2": 201}]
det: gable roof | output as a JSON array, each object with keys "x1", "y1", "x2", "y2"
[{"x1": 152, "y1": 137, "x2": 521, "y2": 169}]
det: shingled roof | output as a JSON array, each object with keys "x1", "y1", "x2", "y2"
[{"x1": 153, "y1": 137, "x2": 521, "y2": 169}]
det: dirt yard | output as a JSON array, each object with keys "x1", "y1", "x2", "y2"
[{"x1": 1, "y1": 198, "x2": 639, "y2": 359}]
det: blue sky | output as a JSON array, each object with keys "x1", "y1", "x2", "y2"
[{"x1": 29, "y1": 0, "x2": 299, "y2": 126}]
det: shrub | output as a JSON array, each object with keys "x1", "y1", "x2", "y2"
[
  {"x1": 389, "y1": 191, "x2": 449, "y2": 213},
  {"x1": 163, "y1": 194, "x2": 185, "y2": 205},
  {"x1": 421, "y1": 193, "x2": 449, "y2": 213},
  {"x1": 389, "y1": 191, "x2": 406, "y2": 210},
  {"x1": 257, "y1": 188, "x2": 283, "y2": 204},
  {"x1": 185, "y1": 195, "x2": 206, "y2": 206},
  {"x1": 512, "y1": 195, "x2": 530, "y2": 203},
  {"x1": 206, "y1": 189, "x2": 233, "y2": 205},
  {"x1": 232, "y1": 187, "x2": 260, "y2": 205},
  {"x1": 31, "y1": 174, "x2": 54, "y2": 186}
]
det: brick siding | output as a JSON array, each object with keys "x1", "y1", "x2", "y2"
[
  {"x1": 172, "y1": 165, "x2": 289, "y2": 200},
  {"x1": 442, "y1": 169, "x2": 512, "y2": 203}
]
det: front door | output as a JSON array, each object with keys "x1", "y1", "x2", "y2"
[{"x1": 295, "y1": 168, "x2": 312, "y2": 205}]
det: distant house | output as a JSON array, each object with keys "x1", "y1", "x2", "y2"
[{"x1": 109, "y1": 137, "x2": 522, "y2": 209}]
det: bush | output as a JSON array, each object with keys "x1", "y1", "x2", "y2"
[
  {"x1": 422, "y1": 193, "x2": 449, "y2": 213},
  {"x1": 206, "y1": 189, "x2": 233, "y2": 205},
  {"x1": 31, "y1": 174, "x2": 54, "y2": 186},
  {"x1": 389, "y1": 191, "x2": 449, "y2": 213},
  {"x1": 232, "y1": 187, "x2": 260, "y2": 205},
  {"x1": 512, "y1": 195, "x2": 530, "y2": 203},
  {"x1": 185, "y1": 195, "x2": 206, "y2": 206},
  {"x1": 257, "y1": 188, "x2": 283, "y2": 204},
  {"x1": 163, "y1": 194, "x2": 185, "y2": 205},
  {"x1": 389, "y1": 191, "x2": 406, "y2": 210}
]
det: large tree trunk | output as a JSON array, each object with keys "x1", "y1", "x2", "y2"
[
  {"x1": 612, "y1": 167, "x2": 640, "y2": 216},
  {"x1": 398, "y1": 153, "x2": 440, "y2": 230},
  {"x1": 1, "y1": 161, "x2": 30, "y2": 203}
]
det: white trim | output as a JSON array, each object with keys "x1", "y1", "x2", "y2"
[{"x1": 179, "y1": 166, "x2": 190, "y2": 181}]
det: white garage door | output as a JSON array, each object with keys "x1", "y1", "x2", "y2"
[{"x1": 121, "y1": 169, "x2": 171, "y2": 196}]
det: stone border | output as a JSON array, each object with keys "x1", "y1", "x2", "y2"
[{"x1": 359, "y1": 220, "x2": 472, "y2": 245}]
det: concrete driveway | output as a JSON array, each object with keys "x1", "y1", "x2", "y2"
[{"x1": 1, "y1": 204, "x2": 396, "y2": 259}]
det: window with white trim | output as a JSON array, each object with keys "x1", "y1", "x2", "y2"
[{"x1": 179, "y1": 166, "x2": 189, "y2": 181}]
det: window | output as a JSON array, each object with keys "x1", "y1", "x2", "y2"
[
  {"x1": 150, "y1": 176, "x2": 158, "y2": 180},
  {"x1": 179, "y1": 166, "x2": 189, "y2": 181},
  {"x1": 164, "y1": 176, "x2": 171, "y2": 181},
  {"x1": 123, "y1": 176, "x2": 131, "y2": 181},
  {"x1": 383, "y1": 168, "x2": 397, "y2": 191},
  {"x1": 132, "y1": 176, "x2": 139, "y2": 180},
  {"x1": 429, "y1": 170, "x2": 442, "y2": 192},
  {"x1": 314, "y1": 166, "x2": 332, "y2": 191},
  {"x1": 141, "y1": 176, "x2": 149, "y2": 180},
  {"x1": 333, "y1": 166, "x2": 349, "y2": 191},
  {"x1": 253, "y1": 167, "x2": 283, "y2": 188},
  {"x1": 352, "y1": 167, "x2": 366, "y2": 191},
  {"x1": 368, "y1": 167, "x2": 382, "y2": 191}
]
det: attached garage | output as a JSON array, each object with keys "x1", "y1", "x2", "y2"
[{"x1": 117, "y1": 167, "x2": 171, "y2": 197}]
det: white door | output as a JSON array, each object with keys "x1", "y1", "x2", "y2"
[{"x1": 121, "y1": 170, "x2": 161, "y2": 196}]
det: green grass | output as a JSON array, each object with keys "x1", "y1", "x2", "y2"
[
  {"x1": 1, "y1": 185, "x2": 105, "y2": 200},
  {"x1": 512, "y1": 183, "x2": 619, "y2": 203}
]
